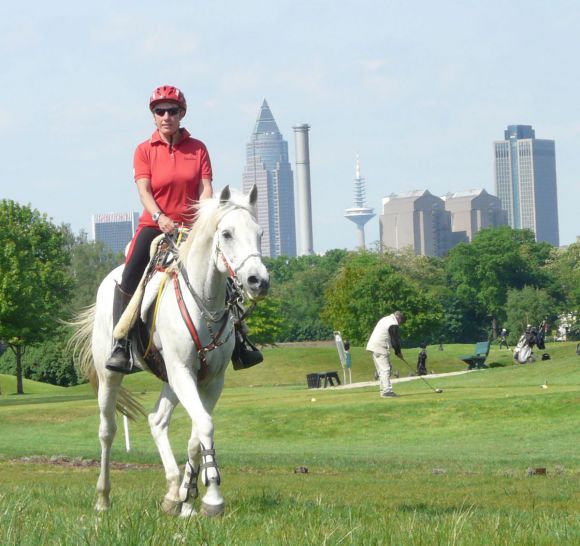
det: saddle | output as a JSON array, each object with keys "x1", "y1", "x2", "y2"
[{"x1": 114, "y1": 232, "x2": 186, "y2": 382}]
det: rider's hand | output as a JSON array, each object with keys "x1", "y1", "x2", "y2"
[{"x1": 158, "y1": 214, "x2": 178, "y2": 234}]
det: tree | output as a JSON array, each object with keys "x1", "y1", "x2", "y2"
[
  {"x1": 245, "y1": 296, "x2": 285, "y2": 346},
  {"x1": 446, "y1": 226, "x2": 553, "y2": 338},
  {"x1": 264, "y1": 250, "x2": 348, "y2": 341},
  {"x1": 439, "y1": 292, "x2": 485, "y2": 343},
  {"x1": 0, "y1": 325, "x2": 78, "y2": 386},
  {"x1": 547, "y1": 242, "x2": 580, "y2": 310},
  {"x1": 321, "y1": 252, "x2": 444, "y2": 346},
  {"x1": 66, "y1": 230, "x2": 123, "y2": 311},
  {"x1": 0, "y1": 201, "x2": 73, "y2": 394},
  {"x1": 504, "y1": 286, "x2": 557, "y2": 344}
]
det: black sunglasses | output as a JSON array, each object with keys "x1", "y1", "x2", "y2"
[{"x1": 153, "y1": 107, "x2": 180, "y2": 117}]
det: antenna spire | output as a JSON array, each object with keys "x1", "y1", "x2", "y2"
[{"x1": 344, "y1": 155, "x2": 375, "y2": 250}]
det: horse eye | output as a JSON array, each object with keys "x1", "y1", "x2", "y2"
[{"x1": 222, "y1": 230, "x2": 232, "y2": 240}]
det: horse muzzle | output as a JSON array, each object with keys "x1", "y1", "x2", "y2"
[{"x1": 246, "y1": 273, "x2": 270, "y2": 298}]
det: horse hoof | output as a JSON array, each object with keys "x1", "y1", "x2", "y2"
[
  {"x1": 161, "y1": 497, "x2": 183, "y2": 516},
  {"x1": 95, "y1": 499, "x2": 110, "y2": 512},
  {"x1": 200, "y1": 501, "x2": 225, "y2": 517},
  {"x1": 180, "y1": 503, "x2": 197, "y2": 518}
]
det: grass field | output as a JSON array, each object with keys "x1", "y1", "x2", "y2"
[{"x1": 0, "y1": 342, "x2": 579, "y2": 545}]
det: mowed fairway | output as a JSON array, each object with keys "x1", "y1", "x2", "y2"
[{"x1": 0, "y1": 343, "x2": 579, "y2": 545}]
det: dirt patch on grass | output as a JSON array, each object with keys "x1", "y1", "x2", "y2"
[{"x1": 9, "y1": 455, "x2": 158, "y2": 470}]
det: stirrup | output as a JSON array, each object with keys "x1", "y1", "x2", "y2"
[
  {"x1": 105, "y1": 340, "x2": 132, "y2": 374},
  {"x1": 231, "y1": 334, "x2": 263, "y2": 371}
]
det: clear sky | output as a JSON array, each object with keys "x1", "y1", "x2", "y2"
[{"x1": 2, "y1": 1, "x2": 579, "y2": 252}]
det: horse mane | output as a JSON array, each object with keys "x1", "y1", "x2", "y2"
[{"x1": 178, "y1": 189, "x2": 257, "y2": 266}]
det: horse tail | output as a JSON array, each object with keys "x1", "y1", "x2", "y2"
[
  {"x1": 67, "y1": 304, "x2": 97, "y2": 381},
  {"x1": 116, "y1": 385, "x2": 148, "y2": 421},
  {"x1": 68, "y1": 305, "x2": 147, "y2": 421}
]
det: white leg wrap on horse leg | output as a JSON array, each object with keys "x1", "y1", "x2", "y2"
[
  {"x1": 199, "y1": 443, "x2": 225, "y2": 517},
  {"x1": 180, "y1": 460, "x2": 200, "y2": 502},
  {"x1": 179, "y1": 460, "x2": 199, "y2": 517}
]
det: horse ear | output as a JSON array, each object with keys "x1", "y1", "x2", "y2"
[
  {"x1": 219, "y1": 186, "x2": 231, "y2": 204},
  {"x1": 249, "y1": 184, "x2": 258, "y2": 205}
]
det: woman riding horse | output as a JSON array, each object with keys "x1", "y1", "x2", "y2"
[{"x1": 106, "y1": 85, "x2": 261, "y2": 373}]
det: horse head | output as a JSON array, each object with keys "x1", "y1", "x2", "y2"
[{"x1": 215, "y1": 185, "x2": 269, "y2": 299}]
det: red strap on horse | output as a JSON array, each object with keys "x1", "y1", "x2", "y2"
[
  {"x1": 220, "y1": 252, "x2": 236, "y2": 279},
  {"x1": 172, "y1": 272, "x2": 209, "y2": 381}
]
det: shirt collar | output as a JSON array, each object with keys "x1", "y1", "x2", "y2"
[{"x1": 150, "y1": 127, "x2": 191, "y2": 146}]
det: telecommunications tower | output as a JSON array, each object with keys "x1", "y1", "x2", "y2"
[{"x1": 344, "y1": 155, "x2": 375, "y2": 250}]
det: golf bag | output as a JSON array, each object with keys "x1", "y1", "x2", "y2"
[{"x1": 513, "y1": 327, "x2": 538, "y2": 364}]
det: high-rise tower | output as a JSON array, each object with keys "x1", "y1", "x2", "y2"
[
  {"x1": 243, "y1": 100, "x2": 297, "y2": 257},
  {"x1": 344, "y1": 156, "x2": 375, "y2": 249},
  {"x1": 494, "y1": 125, "x2": 559, "y2": 246},
  {"x1": 92, "y1": 211, "x2": 139, "y2": 254}
]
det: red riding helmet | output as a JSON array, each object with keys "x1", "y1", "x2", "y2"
[{"x1": 149, "y1": 85, "x2": 187, "y2": 112}]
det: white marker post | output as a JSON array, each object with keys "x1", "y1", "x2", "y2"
[
  {"x1": 123, "y1": 414, "x2": 131, "y2": 452},
  {"x1": 333, "y1": 331, "x2": 352, "y2": 384}
]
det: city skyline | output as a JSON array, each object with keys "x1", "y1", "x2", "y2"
[{"x1": 2, "y1": 2, "x2": 579, "y2": 252}]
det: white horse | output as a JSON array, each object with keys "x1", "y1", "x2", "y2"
[{"x1": 70, "y1": 186, "x2": 269, "y2": 516}]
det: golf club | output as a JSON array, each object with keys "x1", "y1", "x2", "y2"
[{"x1": 397, "y1": 355, "x2": 444, "y2": 393}]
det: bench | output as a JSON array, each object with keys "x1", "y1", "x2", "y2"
[
  {"x1": 459, "y1": 341, "x2": 491, "y2": 369},
  {"x1": 306, "y1": 371, "x2": 341, "y2": 389}
]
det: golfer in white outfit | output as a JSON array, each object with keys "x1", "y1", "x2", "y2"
[{"x1": 366, "y1": 311, "x2": 405, "y2": 398}]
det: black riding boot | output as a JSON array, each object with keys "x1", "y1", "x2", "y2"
[
  {"x1": 231, "y1": 323, "x2": 263, "y2": 370},
  {"x1": 105, "y1": 284, "x2": 133, "y2": 374}
]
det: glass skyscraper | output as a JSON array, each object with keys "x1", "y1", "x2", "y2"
[
  {"x1": 494, "y1": 125, "x2": 559, "y2": 246},
  {"x1": 243, "y1": 100, "x2": 297, "y2": 257}
]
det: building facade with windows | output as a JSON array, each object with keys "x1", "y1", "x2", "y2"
[
  {"x1": 494, "y1": 125, "x2": 559, "y2": 246},
  {"x1": 92, "y1": 212, "x2": 139, "y2": 255},
  {"x1": 242, "y1": 100, "x2": 297, "y2": 258}
]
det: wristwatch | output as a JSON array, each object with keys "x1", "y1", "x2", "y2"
[{"x1": 152, "y1": 211, "x2": 163, "y2": 223}]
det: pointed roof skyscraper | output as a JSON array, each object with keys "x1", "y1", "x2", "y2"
[
  {"x1": 243, "y1": 100, "x2": 297, "y2": 257},
  {"x1": 252, "y1": 99, "x2": 280, "y2": 135}
]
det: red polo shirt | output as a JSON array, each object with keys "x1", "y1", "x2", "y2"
[{"x1": 133, "y1": 128, "x2": 212, "y2": 228}]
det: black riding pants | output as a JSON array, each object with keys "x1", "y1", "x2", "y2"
[{"x1": 120, "y1": 226, "x2": 162, "y2": 295}]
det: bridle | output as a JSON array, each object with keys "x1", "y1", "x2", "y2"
[{"x1": 215, "y1": 237, "x2": 262, "y2": 295}]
